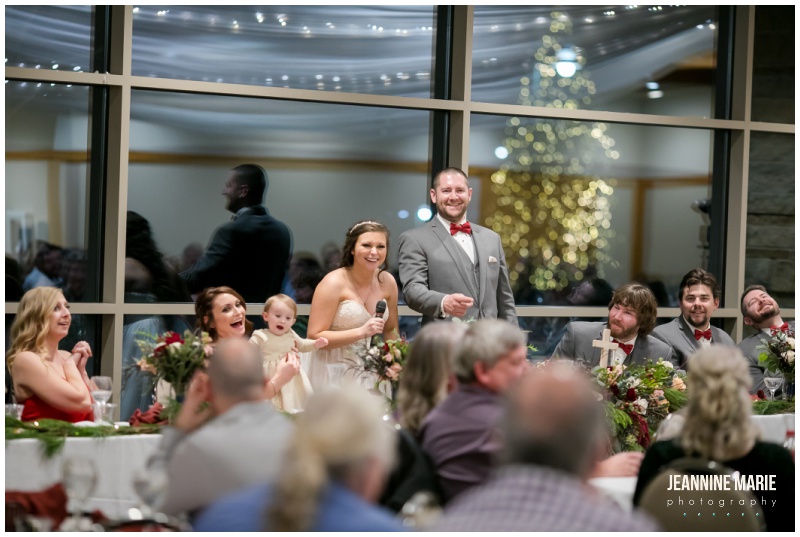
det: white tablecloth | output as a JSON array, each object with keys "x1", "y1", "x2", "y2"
[
  {"x1": 5, "y1": 433, "x2": 163, "y2": 519},
  {"x1": 753, "y1": 413, "x2": 794, "y2": 443}
]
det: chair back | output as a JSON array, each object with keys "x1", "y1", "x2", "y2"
[{"x1": 638, "y1": 458, "x2": 766, "y2": 532}]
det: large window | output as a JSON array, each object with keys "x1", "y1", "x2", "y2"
[{"x1": 5, "y1": 6, "x2": 794, "y2": 402}]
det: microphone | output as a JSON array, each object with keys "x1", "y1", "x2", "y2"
[{"x1": 367, "y1": 300, "x2": 387, "y2": 349}]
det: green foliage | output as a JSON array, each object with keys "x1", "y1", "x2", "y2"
[
  {"x1": 6, "y1": 417, "x2": 161, "y2": 458},
  {"x1": 752, "y1": 400, "x2": 795, "y2": 415}
]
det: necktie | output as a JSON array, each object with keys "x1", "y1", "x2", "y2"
[
  {"x1": 612, "y1": 339, "x2": 633, "y2": 356},
  {"x1": 694, "y1": 329, "x2": 712, "y2": 341},
  {"x1": 770, "y1": 322, "x2": 789, "y2": 336},
  {"x1": 450, "y1": 222, "x2": 472, "y2": 236}
]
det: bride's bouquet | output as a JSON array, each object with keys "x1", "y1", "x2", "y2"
[{"x1": 354, "y1": 332, "x2": 410, "y2": 407}]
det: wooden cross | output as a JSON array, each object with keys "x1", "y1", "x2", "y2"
[{"x1": 592, "y1": 328, "x2": 619, "y2": 368}]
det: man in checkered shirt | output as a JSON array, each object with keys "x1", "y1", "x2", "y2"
[{"x1": 432, "y1": 361, "x2": 660, "y2": 532}]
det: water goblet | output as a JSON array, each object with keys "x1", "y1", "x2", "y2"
[
  {"x1": 5, "y1": 403, "x2": 24, "y2": 420},
  {"x1": 62, "y1": 456, "x2": 97, "y2": 528},
  {"x1": 131, "y1": 467, "x2": 169, "y2": 519},
  {"x1": 91, "y1": 376, "x2": 113, "y2": 406},
  {"x1": 764, "y1": 376, "x2": 783, "y2": 401}
]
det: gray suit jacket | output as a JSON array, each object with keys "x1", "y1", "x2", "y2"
[
  {"x1": 651, "y1": 317, "x2": 735, "y2": 370},
  {"x1": 150, "y1": 401, "x2": 293, "y2": 517},
  {"x1": 398, "y1": 218, "x2": 516, "y2": 325},
  {"x1": 738, "y1": 321, "x2": 794, "y2": 395},
  {"x1": 551, "y1": 321, "x2": 677, "y2": 368}
]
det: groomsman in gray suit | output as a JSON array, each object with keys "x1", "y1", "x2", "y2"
[
  {"x1": 398, "y1": 167, "x2": 517, "y2": 325},
  {"x1": 651, "y1": 268, "x2": 735, "y2": 370},
  {"x1": 552, "y1": 282, "x2": 677, "y2": 367},
  {"x1": 738, "y1": 285, "x2": 794, "y2": 395}
]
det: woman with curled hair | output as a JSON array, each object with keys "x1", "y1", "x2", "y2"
[
  {"x1": 193, "y1": 387, "x2": 404, "y2": 532},
  {"x1": 194, "y1": 286, "x2": 299, "y2": 399},
  {"x1": 633, "y1": 346, "x2": 794, "y2": 531},
  {"x1": 306, "y1": 220, "x2": 399, "y2": 392},
  {"x1": 6, "y1": 287, "x2": 95, "y2": 422}
]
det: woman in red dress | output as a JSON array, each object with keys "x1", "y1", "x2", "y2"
[{"x1": 7, "y1": 287, "x2": 95, "y2": 422}]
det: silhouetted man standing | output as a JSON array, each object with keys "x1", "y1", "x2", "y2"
[{"x1": 182, "y1": 164, "x2": 292, "y2": 304}]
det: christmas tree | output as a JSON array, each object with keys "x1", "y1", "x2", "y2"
[{"x1": 486, "y1": 11, "x2": 617, "y2": 292}]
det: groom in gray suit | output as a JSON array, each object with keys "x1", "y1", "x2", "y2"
[
  {"x1": 398, "y1": 168, "x2": 516, "y2": 325},
  {"x1": 738, "y1": 285, "x2": 794, "y2": 395},
  {"x1": 552, "y1": 282, "x2": 677, "y2": 367},
  {"x1": 651, "y1": 268, "x2": 735, "y2": 370}
]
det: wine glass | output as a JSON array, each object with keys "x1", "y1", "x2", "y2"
[
  {"x1": 764, "y1": 376, "x2": 783, "y2": 401},
  {"x1": 62, "y1": 456, "x2": 97, "y2": 529},
  {"x1": 131, "y1": 467, "x2": 169, "y2": 519},
  {"x1": 91, "y1": 376, "x2": 113, "y2": 406}
]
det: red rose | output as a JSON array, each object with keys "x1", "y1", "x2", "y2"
[
  {"x1": 165, "y1": 332, "x2": 184, "y2": 345},
  {"x1": 625, "y1": 387, "x2": 637, "y2": 401}
]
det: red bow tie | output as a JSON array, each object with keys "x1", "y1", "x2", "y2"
[
  {"x1": 770, "y1": 322, "x2": 789, "y2": 336},
  {"x1": 694, "y1": 329, "x2": 712, "y2": 341},
  {"x1": 450, "y1": 222, "x2": 472, "y2": 236},
  {"x1": 612, "y1": 339, "x2": 633, "y2": 356}
]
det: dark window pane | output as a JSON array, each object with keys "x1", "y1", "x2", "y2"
[
  {"x1": 751, "y1": 6, "x2": 794, "y2": 124},
  {"x1": 472, "y1": 6, "x2": 719, "y2": 118},
  {"x1": 470, "y1": 115, "x2": 715, "y2": 305},
  {"x1": 4, "y1": 5, "x2": 94, "y2": 73},
  {"x1": 744, "y1": 132, "x2": 794, "y2": 307},
  {"x1": 5, "y1": 82, "x2": 98, "y2": 301},
  {"x1": 131, "y1": 6, "x2": 436, "y2": 98},
  {"x1": 126, "y1": 90, "x2": 431, "y2": 303}
]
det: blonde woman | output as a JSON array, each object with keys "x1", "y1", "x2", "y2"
[
  {"x1": 7, "y1": 287, "x2": 95, "y2": 422},
  {"x1": 633, "y1": 346, "x2": 794, "y2": 531},
  {"x1": 397, "y1": 321, "x2": 467, "y2": 435},
  {"x1": 194, "y1": 386, "x2": 404, "y2": 532}
]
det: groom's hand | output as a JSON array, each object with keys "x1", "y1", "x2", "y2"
[{"x1": 443, "y1": 293, "x2": 474, "y2": 317}]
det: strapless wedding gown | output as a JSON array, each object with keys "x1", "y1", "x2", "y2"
[{"x1": 306, "y1": 300, "x2": 384, "y2": 393}]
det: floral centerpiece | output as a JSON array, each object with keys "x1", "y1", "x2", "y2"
[
  {"x1": 355, "y1": 333, "x2": 410, "y2": 408},
  {"x1": 592, "y1": 359, "x2": 688, "y2": 453},
  {"x1": 136, "y1": 330, "x2": 210, "y2": 420},
  {"x1": 758, "y1": 326, "x2": 795, "y2": 391}
]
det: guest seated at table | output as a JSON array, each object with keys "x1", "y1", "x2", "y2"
[
  {"x1": 633, "y1": 346, "x2": 794, "y2": 532},
  {"x1": 378, "y1": 321, "x2": 468, "y2": 512},
  {"x1": 146, "y1": 338, "x2": 293, "y2": 519},
  {"x1": 6, "y1": 287, "x2": 95, "y2": 423},
  {"x1": 432, "y1": 361, "x2": 659, "y2": 531},
  {"x1": 193, "y1": 386, "x2": 404, "y2": 532}
]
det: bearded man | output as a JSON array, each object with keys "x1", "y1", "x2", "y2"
[
  {"x1": 552, "y1": 282, "x2": 677, "y2": 368},
  {"x1": 738, "y1": 285, "x2": 794, "y2": 394}
]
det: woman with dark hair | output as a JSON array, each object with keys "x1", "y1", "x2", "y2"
[
  {"x1": 7, "y1": 287, "x2": 95, "y2": 422},
  {"x1": 193, "y1": 286, "x2": 300, "y2": 401},
  {"x1": 306, "y1": 221, "x2": 399, "y2": 392}
]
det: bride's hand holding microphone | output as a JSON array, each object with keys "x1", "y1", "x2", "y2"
[{"x1": 362, "y1": 299, "x2": 387, "y2": 338}]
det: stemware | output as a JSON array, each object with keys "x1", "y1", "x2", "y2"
[
  {"x1": 763, "y1": 376, "x2": 783, "y2": 401},
  {"x1": 90, "y1": 376, "x2": 113, "y2": 405},
  {"x1": 62, "y1": 456, "x2": 97, "y2": 530},
  {"x1": 131, "y1": 467, "x2": 169, "y2": 519}
]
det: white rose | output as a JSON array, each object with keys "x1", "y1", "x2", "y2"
[
  {"x1": 634, "y1": 398, "x2": 648, "y2": 414},
  {"x1": 659, "y1": 359, "x2": 674, "y2": 370},
  {"x1": 787, "y1": 337, "x2": 795, "y2": 349},
  {"x1": 786, "y1": 350, "x2": 795, "y2": 364}
]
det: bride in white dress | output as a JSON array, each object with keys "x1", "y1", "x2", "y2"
[{"x1": 306, "y1": 221, "x2": 399, "y2": 393}]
